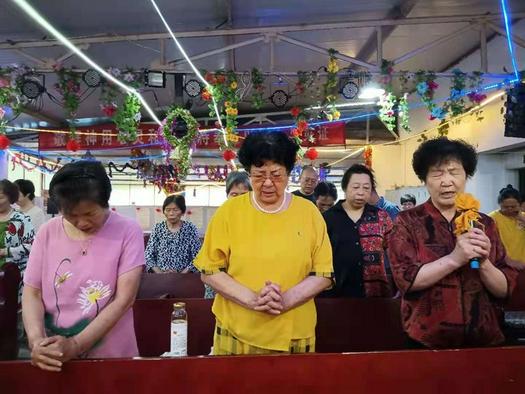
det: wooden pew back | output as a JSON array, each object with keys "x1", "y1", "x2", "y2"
[
  {"x1": 0, "y1": 263, "x2": 21, "y2": 360},
  {"x1": 133, "y1": 297, "x2": 407, "y2": 357}
]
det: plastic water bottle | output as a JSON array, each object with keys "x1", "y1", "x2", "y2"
[{"x1": 170, "y1": 302, "x2": 188, "y2": 356}]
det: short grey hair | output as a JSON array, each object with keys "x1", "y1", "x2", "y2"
[
  {"x1": 300, "y1": 165, "x2": 318, "y2": 177},
  {"x1": 225, "y1": 171, "x2": 252, "y2": 195}
]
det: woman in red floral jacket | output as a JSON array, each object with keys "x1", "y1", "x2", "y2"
[{"x1": 387, "y1": 138, "x2": 517, "y2": 349}]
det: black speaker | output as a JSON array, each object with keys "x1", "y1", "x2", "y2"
[
  {"x1": 504, "y1": 83, "x2": 525, "y2": 138},
  {"x1": 174, "y1": 74, "x2": 184, "y2": 98}
]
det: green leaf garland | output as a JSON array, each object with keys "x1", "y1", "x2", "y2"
[
  {"x1": 114, "y1": 93, "x2": 141, "y2": 143},
  {"x1": 162, "y1": 106, "x2": 199, "y2": 179}
]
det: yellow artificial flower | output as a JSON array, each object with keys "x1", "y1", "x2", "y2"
[
  {"x1": 327, "y1": 59, "x2": 339, "y2": 73},
  {"x1": 224, "y1": 101, "x2": 231, "y2": 108},
  {"x1": 226, "y1": 107, "x2": 238, "y2": 116},
  {"x1": 230, "y1": 81, "x2": 238, "y2": 89},
  {"x1": 332, "y1": 110, "x2": 341, "y2": 120},
  {"x1": 453, "y1": 193, "x2": 481, "y2": 235},
  {"x1": 326, "y1": 114, "x2": 333, "y2": 121},
  {"x1": 227, "y1": 133, "x2": 239, "y2": 142}
]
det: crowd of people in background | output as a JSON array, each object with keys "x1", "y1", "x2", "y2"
[{"x1": 1, "y1": 133, "x2": 523, "y2": 367}]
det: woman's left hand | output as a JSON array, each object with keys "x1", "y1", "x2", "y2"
[{"x1": 39, "y1": 336, "x2": 81, "y2": 363}]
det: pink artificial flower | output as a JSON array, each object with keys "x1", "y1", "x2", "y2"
[{"x1": 427, "y1": 81, "x2": 439, "y2": 90}]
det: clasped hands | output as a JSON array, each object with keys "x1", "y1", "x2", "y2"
[
  {"x1": 452, "y1": 228, "x2": 491, "y2": 267},
  {"x1": 252, "y1": 280, "x2": 287, "y2": 315},
  {"x1": 30, "y1": 335, "x2": 81, "y2": 372}
]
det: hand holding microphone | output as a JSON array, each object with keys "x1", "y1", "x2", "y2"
[{"x1": 454, "y1": 193, "x2": 487, "y2": 270}]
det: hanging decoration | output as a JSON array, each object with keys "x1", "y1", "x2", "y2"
[
  {"x1": 443, "y1": 69, "x2": 467, "y2": 117},
  {"x1": 250, "y1": 68, "x2": 265, "y2": 110},
  {"x1": 415, "y1": 71, "x2": 444, "y2": 120},
  {"x1": 0, "y1": 67, "x2": 23, "y2": 132},
  {"x1": 323, "y1": 49, "x2": 340, "y2": 121},
  {"x1": 205, "y1": 165, "x2": 230, "y2": 182},
  {"x1": 222, "y1": 149, "x2": 236, "y2": 162},
  {"x1": 304, "y1": 147, "x2": 319, "y2": 161},
  {"x1": 114, "y1": 93, "x2": 141, "y2": 143},
  {"x1": 161, "y1": 106, "x2": 199, "y2": 179},
  {"x1": 66, "y1": 139, "x2": 80, "y2": 152},
  {"x1": 363, "y1": 145, "x2": 373, "y2": 168},
  {"x1": 378, "y1": 60, "x2": 397, "y2": 132},
  {"x1": 398, "y1": 72, "x2": 412, "y2": 132},
  {"x1": 99, "y1": 67, "x2": 143, "y2": 117},
  {"x1": 54, "y1": 65, "x2": 81, "y2": 135},
  {"x1": 289, "y1": 106, "x2": 312, "y2": 146},
  {"x1": 378, "y1": 92, "x2": 397, "y2": 132},
  {"x1": 0, "y1": 134, "x2": 10, "y2": 150},
  {"x1": 203, "y1": 71, "x2": 239, "y2": 148},
  {"x1": 296, "y1": 71, "x2": 317, "y2": 96},
  {"x1": 10, "y1": 152, "x2": 62, "y2": 173},
  {"x1": 467, "y1": 72, "x2": 487, "y2": 105}
]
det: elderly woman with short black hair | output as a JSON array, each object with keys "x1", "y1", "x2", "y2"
[
  {"x1": 23, "y1": 161, "x2": 145, "y2": 371},
  {"x1": 387, "y1": 137, "x2": 517, "y2": 349},
  {"x1": 195, "y1": 131, "x2": 333, "y2": 355},
  {"x1": 145, "y1": 195, "x2": 201, "y2": 274},
  {"x1": 400, "y1": 194, "x2": 416, "y2": 211}
]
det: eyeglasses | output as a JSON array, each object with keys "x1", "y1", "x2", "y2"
[{"x1": 250, "y1": 169, "x2": 286, "y2": 183}]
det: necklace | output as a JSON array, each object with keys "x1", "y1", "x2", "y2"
[
  {"x1": 80, "y1": 239, "x2": 92, "y2": 256},
  {"x1": 251, "y1": 192, "x2": 288, "y2": 214}
]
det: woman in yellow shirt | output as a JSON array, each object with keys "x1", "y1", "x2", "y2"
[
  {"x1": 194, "y1": 131, "x2": 333, "y2": 355},
  {"x1": 489, "y1": 185, "x2": 525, "y2": 271}
]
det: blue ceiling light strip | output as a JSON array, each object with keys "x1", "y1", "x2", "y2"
[{"x1": 500, "y1": 0, "x2": 521, "y2": 81}]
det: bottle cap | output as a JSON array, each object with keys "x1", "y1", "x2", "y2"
[{"x1": 173, "y1": 302, "x2": 186, "y2": 308}]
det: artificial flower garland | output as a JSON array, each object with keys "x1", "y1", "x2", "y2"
[
  {"x1": 114, "y1": 93, "x2": 141, "y2": 143},
  {"x1": 323, "y1": 49, "x2": 341, "y2": 121},
  {"x1": 202, "y1": 70, "x2": 240, "y2": 149},
  {"x1": 161, "y1": 106, "x2": 199, "y2": 179},
  {"x1": 250, "y1": 68, "x2": 265, "y2": 110},
  {"x1": 415, "y1": 71, "x2": 444, "y2": 120},
  {"x1": 378, "y1": 60, "x2": 397, "y2": 132},
  {"x1": 54, "y1": 65, "x2": 81, "y2": 135}
]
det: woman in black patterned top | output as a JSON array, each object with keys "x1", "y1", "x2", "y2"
[{"x1": 145, "y1": 195, "x2": 201, "y2": 273}]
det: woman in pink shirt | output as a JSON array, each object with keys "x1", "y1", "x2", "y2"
[{"x1": 22, "y1": 161, "x2": 144, "y2": 372}]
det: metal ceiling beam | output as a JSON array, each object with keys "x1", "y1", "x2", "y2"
[
  {"x1": 393, "y1": 24, "x2": 474, "y2": 65},
  {"x1": 438, "y1": 20, "x2": 519, "y2": 72},
  {"x1": 168, "y1": 36, "x2": 265, "y2": 65},
  {"x1": 276, "y1": 34, "x2": 378, "y2": 70},
  {"x1": 19, "y1": 106, "x2": 62, "y2": 127},
  {"x1": 1, "y1": 12, "x2": 524, "y2": 50},
  {"x1": 355, "y1": 0, "x2": 419, "y2": 65},
  {"x1": 11, "y1": 49, "x2": 47, "y2": 66},
  {"x1": 480, "y1": 23, "x2": 488, "y2": 72},
  {"x1": 486, "y1": 21, "x2": 525, "y2": 48}
]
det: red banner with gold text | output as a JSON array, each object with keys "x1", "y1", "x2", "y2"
[{"x1": 38, "y1": 122, "x2": 345, "y2": 151}]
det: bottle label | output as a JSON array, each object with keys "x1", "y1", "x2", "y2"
[{"x1": 170, "y1": 322, "x2": 188, "y2": 356}]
